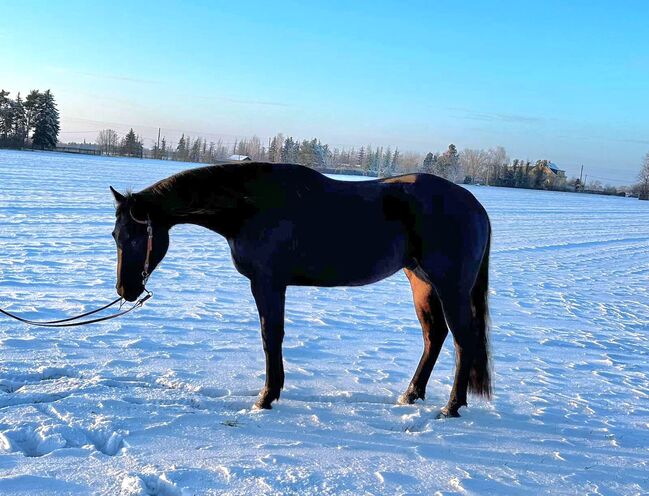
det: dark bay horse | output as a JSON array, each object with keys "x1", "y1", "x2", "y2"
[{"x1": 110, "y1": 162, "x2": 492, "y2": 417}]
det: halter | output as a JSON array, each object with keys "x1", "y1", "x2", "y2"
[{"x1": 129, "y1": 209, "x2": 154, "y2": 287}]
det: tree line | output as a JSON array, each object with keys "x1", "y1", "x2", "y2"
[
  {"x1": 0, "y1": 89, "x2": 60, "y2": 149},
  {"x1": 1, "y1": 89, "x2": 644, "y2": 197},
  {"x1": 91, "y1": 128, "x2": 646, "y2": 196}
]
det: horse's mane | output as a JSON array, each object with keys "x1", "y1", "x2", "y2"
[{"x1": 129, "y1": 163, "x2": 285, "y2": 220}]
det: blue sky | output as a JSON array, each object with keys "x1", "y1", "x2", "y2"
[{"x1": 2, "y1": 0, "x2": 648, "y2": 183}]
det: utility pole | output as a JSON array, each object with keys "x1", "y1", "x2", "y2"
[{"x1": 578, "y1": 164, "x2": 584, "y2": 192}]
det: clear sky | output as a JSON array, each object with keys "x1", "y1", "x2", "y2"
[{"x1": 2, "y1": 0, "x2": 648, "y2": 183}]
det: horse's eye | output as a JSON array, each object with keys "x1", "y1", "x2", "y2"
[
  {"x1": 111, "y1": 230, "x2": 117, "y2": 239},
  {"x1": 131, "y1": 240, "x2": 138, "y2": 248}
]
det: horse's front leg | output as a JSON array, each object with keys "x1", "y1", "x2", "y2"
[{"x1": 250, "y1": 279, "x2": 286, "y2": 410}]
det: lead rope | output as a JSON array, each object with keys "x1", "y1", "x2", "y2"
[
  {"x1": 0, "y1": 292, "x2": 152, "y2": 327},
  {"x1": 0, "y1": 214, "x2": 154, "y2": 327}
]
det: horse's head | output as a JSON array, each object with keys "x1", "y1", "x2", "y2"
[{"x1": 110, "y1": 186, "x2": 170, "y2": 301}]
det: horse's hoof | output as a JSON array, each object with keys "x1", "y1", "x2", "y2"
[
  {"x1": 253, "y1": 399, "x2": 273, "y2": 410},
  {"x1": 436, "y1": 407, "x2": 461, "y2": 419},
  {"x1": 254, "y1": 389, "x2": 279, "y2": 410},
  {"x1": 398, "y1": 392, "x2": 418, "y2": 405},
  {"x1": 398, "y1": 386, "x2": 424, "y2": 405}
]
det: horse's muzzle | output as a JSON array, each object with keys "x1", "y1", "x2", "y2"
[{"x1": 117, "y1": 285, "x2": 142, "y2": 302}]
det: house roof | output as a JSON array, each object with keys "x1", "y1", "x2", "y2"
[{"x1": 228, "y1": 154, "x2": 251, "y2": 161}]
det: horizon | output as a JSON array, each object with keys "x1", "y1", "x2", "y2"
[{"x1": 2, "y1": 0, "x2": 648, "y2": 184}]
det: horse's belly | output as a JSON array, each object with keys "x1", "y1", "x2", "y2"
[{"x1": 290, "y1": 233, "x2": 408, "y2": 287}]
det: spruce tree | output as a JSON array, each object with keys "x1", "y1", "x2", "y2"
[
  {"x1": 0, "y1": 90, "x2": 12, "y2": 143},
  {"x1": 282, "y1": 137, "x2": 297, "y2": 163},
  {"x1": 382, "y1": 147, "x2": 392, "y2": 177},
  {"x1": 190, "y1": 137, "x2": 202, "y2": 162},
  {"x1": 357, "y1": 146, "x2": 365, "y2": 168},
  {"x1": 121, "y1": 128, "x2": 142, "y2": 157},
  {"x1": 176, "y1": 134, "x2": 187, "y2": 161},
  {"x1": 23, "y1": 90, "x2": 41, "y2": 141},
  {"x1": 363, "y1": 146, "x2": 373, "y2": 171},
  {"x1": 391, "y1": 148, "x2": 400, "y2": 174},
  {"x1": 422, "y1": 152, "x2": 435, "y2": 173},
  {"x1": 31, "y1": 90, "x2": 60, "y2": 150},
  {"x1": 268, "y1": 136, "x2": 278, "y2": 162},
  {"x1": 12, "y1": 92, "x2": 27, "y2": 146}
]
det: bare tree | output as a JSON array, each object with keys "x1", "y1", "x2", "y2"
[
  {"x1": 460, "y1": 148, "x2": 489, "y2": 183},
  {"x1": 96, "y1": 129, "x2": 119, "y2": 155},
  {"x1": 485, "y1": 146, "x2": 509, "y2": 185},
  {"x1": 638, "y1": 152, "x2": 649, "y2": 199}
]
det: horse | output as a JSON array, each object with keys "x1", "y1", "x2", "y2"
[{"x1": 110, "y1": 162, "x2": 492, "y2": 417}]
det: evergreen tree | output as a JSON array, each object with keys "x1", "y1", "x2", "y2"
[
  {"x1": 268, "y1": 136, "x2": 279, "y2": 162},
  {"x1": 281, "y1": 137, "x2": 299, "y2": 163},
  {"x1": 314, "y1": 140, "x2": 330, "y2": 168},
  {"x1": 372, "y1": 148, "x2": 382, "y2": 174},
  {"x1": 31, "y1": 90, "x2": 60, "y2": 150},
  {"x1": 390, "y1": 148, "x2": 400, "y2": 174},
  {"x1": 382, "y1": 147, "x2": 392, "y2": 177},
  {"x1": 121, "y1": 128, "x2": 142, "y2": 157},
  {"x1": 23, "y1": 90, "x2": 41, "y2": 141},
  {"x1": 298, "y1": 139, "x2": 316, "y2": 167},
  {"x1": 176, "y1": 134, "x2": 188, "y2": 161},
  {"x1": 422, "y1": 152, "x2": 436, "y2": 173},
  {"x1": 160, "y1": 137, "x2": 167, "y2": 159},
  {"x1": 364, "y1": 145, "x2": 374, "y2": 172},
  {"x1": 12, "y1": 93, "x2": 27, "y2": 146},
  {"x1": 0, "y1": 90, "x2": 13, "y2": 143},
  {"x1": 357, "y1": 146, "x2": 365, "y2": 168},
  {"x1": 201, "y1": 139, "x2": 208, "y2": 162},
  {"x1": 190, "y1": 137, "x2": 202, "y2": 162}
]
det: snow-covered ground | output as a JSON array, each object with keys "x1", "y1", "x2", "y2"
[{"x1": 0, "y1": 149, "x2": 647, "y2": 495}]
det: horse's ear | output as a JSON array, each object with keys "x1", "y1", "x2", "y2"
[{"x1": 110, "y1": 186, "x2": 126, "y2": 204}]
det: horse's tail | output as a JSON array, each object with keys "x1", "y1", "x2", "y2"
[{"x1": 468, "y1": 227, "x2": 492, "y2": 399}]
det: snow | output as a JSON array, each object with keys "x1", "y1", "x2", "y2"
[{"x1": 0, "y1": 149, "x2": 648, "y2": 495}]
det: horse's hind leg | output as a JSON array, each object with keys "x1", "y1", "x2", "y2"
[
  {"x1": 435, "y1": 289, "x2": 476, "y2": 418},
  {"x1": 398, "y1": 268, "x2": 448, "y2": 405}
]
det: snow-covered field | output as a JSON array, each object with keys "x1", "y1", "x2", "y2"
[{"x1": 0, "y1": 149, "x2": 647, "y2": 495}]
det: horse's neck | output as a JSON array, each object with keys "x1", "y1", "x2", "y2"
[{"x1": 147, "y1": 169, "x2": 249, "y2": 237}]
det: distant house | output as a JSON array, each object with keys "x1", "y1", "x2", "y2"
[
  {"x1": 228, "y1": 154, "x2": 251, "y2": 162},
  {"x1": 547, "y1": 162, "x2": 566, "y2": 177}
]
